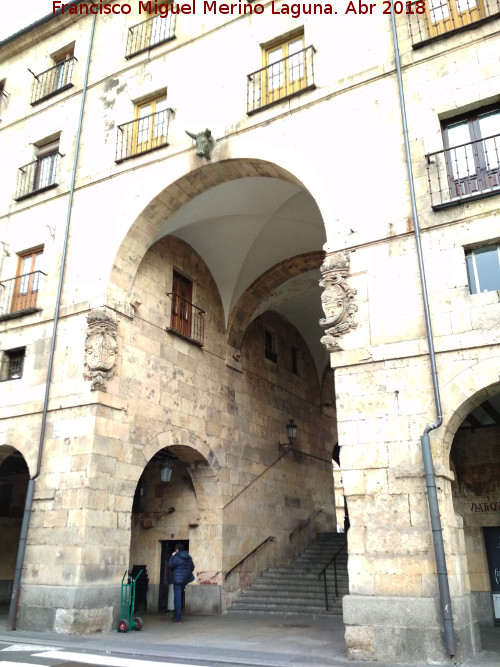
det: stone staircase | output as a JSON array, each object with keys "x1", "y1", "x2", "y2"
[{"x1": 227, "y1": 532, "x2": 348, "y2": 616}]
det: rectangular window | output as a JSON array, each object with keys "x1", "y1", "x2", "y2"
[
  {"x1": 171, "y1": 271, "x2": 193, "y2": 338},
  {"x1": 51, "y1": 48, "x2": 74, "y2": 92},
  {"x1": 1, "y1": 348, "x2": 26, "y2": 381},
  {"x1": 427, "y1": 0, "x2": 485, "y2": 37},
  {"x1": 31, "y1": 46, "x2": 75, "y2": 104},
  {"x1": 264, "y1": 330, "x2": 277, "y2": 363},
  {"x1": 264, "y1": 33, "x2": 305, "y2": 105},
  {"x1": 34, "y1": 139, "x2": 60, "y2": 191},
  {"x1": 465, "y1": 245, "x2": 500, "y2": 294},
  {"x1": 442, "y1": 106, "x2": 500, "y2": 199},
  {"x1": 126, "y1": 12, "x2": 176, "y2": 58},
  {"x1": 11, "y1": 248, "x2": 43, "y2": 312}
]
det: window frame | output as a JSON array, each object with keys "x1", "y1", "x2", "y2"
[
  {"x1": 132, "y1": 94, "x2": 169, "y2": 156},
  {"x1": 262, "y1": 32, "x2": 306, "y2": 106},
  {"x1": 171, "y1": 271, "x2": 193, "y2": 339},
  {"x1": 465, "y1": 243, "x2": 500, "y2": 294},
  {"x1": 442, "y1": 105, "x2": 500, "y2": 199},
  {"x1": 1, "y1": 347, "x2": 26, "y2": 381},
  {"x1": 264, "y1": 330, "x2": 278, "y2": 363},
  {"x1": 426, "y1": 0, "x2": 485, "y2": 38},
  {"x1": 11, "y1": 247, "x2": 44, "y2": 313}
]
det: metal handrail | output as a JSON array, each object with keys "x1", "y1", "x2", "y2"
[
  {"x1": 317, "y1": 542, "x2": 347, "y2": 610},
  {"x1": 289, "y1": 507, "x2": 325, "y2": 542},
  {"x1": 30, "y1": 57, "x2": 76, "y2": 104},
  {"x1": 224, "y1": 536, "x2": 275, "y2": 580}
]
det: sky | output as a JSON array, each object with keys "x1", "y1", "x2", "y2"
[{"x1": 1, "y1": 1, "x2": 54, "y2": 41}]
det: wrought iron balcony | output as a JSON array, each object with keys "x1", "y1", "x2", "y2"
[
  {"x1": 115, "y1": 108, "x2": 173, "y2": 162},
  {"x1": 0, "y1": 271, "x2": 46, "y2": 320},
  {"x1": 247, "y1": 45, "x2": 316, "y2": 115},
  {"x1": 30, "y1": 57, "x2": 76, "y2": 104},
  {"x1": 407, "y1": 0, "x2": 500, "y2": 48},
  {"x1": 426, "y1": 133, "x2": 500, "y2": 208},
  {"x1": 15, "y1": 152, "x2": 60, "y2": 201},
  {"x1": 125, "y1": 15, "x2": 176, "y2": 58},
  {"x1": 166, "y1": 293, "x2": 205, "y2": 346}
]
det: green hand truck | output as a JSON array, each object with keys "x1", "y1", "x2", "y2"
[{"x1": 118, "y1": 569, "x2": 143, "y2": 632}]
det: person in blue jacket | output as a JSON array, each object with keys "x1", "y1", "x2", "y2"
[{"x1": 168, "y1": 542, "x2": 195, "y2": 622}]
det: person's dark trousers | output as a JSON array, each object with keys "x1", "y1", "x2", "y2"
[{"x1": 173, "y1": 583, "x2": 184, "y2": 621}]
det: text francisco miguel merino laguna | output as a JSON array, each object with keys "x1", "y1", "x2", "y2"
[{"x1": 52, "y1": 1, "x2": 341, "y2": 17}]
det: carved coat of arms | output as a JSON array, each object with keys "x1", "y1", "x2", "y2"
[
  {"x1": 84, "y1": 308, "x2": 118, "y2": 391},
  {"x1": 319, "y1": 251, "x2": 358, "y2": 352}
]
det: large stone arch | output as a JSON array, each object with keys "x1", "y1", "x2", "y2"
[{"x1": 108, "y1": 158, "x2": 322, "y2": 308}]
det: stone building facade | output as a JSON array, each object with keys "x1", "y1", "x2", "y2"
[{"x1": 1, "y1": 1, "x2": 500, "y2": 663}]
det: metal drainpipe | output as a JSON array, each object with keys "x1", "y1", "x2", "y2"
[
  {"x1": 389, "y1": 7, "x2": 457, "y2": 657},
  {"x1": 7, "y1": 11, "x2": 97, "y2": 631}
]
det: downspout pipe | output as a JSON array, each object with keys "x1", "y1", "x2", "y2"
[
  {"x1": 389, "y1": 7, "x2": 457, "y2": 657},
  {"x1": 7, "y1": 11, "x2": 97, "y2": 631}
]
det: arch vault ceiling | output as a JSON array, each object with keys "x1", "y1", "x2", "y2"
[{"x1": 150, "y1": 176, "x2": 329, "y2": 376}]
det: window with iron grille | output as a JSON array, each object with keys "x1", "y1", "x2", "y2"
[
  {"x1": 15, "y1": 137, "x2": 61, "y2": 201},
  {"x1": 1, "y1": 348, "x2": 26, "y2": 381},
  {"x1": 442, "y1": 106, "x2": 500, "y2": 198},
  {"x1": 426, "y1": 105, "x2": 500, "y2": 208},
  {"x1": 31, "y1": 46, "x2": 75, "y2": 105},
  {"x1": 125, "y1": 12, "x2": 176, "y2": 58},
  {"x1": 465, "y1": 244, "x2": 500, "y2": 294},
  {"x1": 247, "y1": 31, "x2": 316, "y2": 114}
]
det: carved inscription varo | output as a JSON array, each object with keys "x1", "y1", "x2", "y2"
[
  {"x1": 319, "y1": 251, "x2": 357, "y2": 352},
  {"x1": 84, "y1": 308, "x2": 118, "y2": 391}
]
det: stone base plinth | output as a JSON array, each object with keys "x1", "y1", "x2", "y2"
[
  {"x1": 343, "y1": 594, "x2": 481, "y2": 664},
  {"x1": 16, "y1": 584, "x2": 120, "y2": 633},
  {"x1": 185, "y1": 584, "x2": 221, "y2": 615}
]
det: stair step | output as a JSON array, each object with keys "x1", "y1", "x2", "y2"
[{"x1": 228, "y1": 532, "x2": 349, "y2": 616}]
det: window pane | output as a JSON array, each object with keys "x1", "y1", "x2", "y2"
[
  {"x1": 447, "y1": 121, "x2": 475, "y2": 179},
  {"x1": 479, "y1": 111, "x2": 500, "y2": 170},
  {"x1": 456, "y1": 0, "x2": 478, "y2": 12},
  {"x1": 288, "y1": 39, "x2": 304, "y2": 83},
  {"x1": 37, "y1": 153, "x2": 57, "y2": 188},
  {"x1": 267, "y1": 47, "x2": 284, "y2": 91},
  {"x1": 151, "y1": 15, "x2": 173, "y2": 45},
  {"x1": 474, "y1": 245, "x2": 500, "y2": 293},
  {"x1": 429, "y1": 0, "x2": 450, "y2": 22}
]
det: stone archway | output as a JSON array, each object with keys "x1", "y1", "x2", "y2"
[
  {"x1": 0, "y1": 446, "x2": 29, "y2": 607},
  {"x1": 130, "y1": 428, "x2": 226, "y2": 614},
  {"x1": 434, "y1": 359, "x2": 500, "y2": 629}
]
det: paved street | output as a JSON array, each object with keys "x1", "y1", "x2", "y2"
[{"x1": 0, "y1": 611, "x2": 499, "y2": 667}]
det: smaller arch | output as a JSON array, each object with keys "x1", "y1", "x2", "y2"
[
  {"x1": 425, "y1": 356, "x2": 500, "y2": 459},
  {"x1": 226, "y1": 251, "x2": 324, "y2": 355},
  {"x1": 138, "y1": 426, "x2": 225, "y2": 510}
]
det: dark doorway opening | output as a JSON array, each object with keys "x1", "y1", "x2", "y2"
[{"x1": 159, "y1": 539, "x2": 190, "y2": 612}]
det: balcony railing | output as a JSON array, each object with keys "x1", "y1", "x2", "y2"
[
  {"x1": 15, "y1": 152, "x2": 60, "y2": 201},
  {"x1": 0, "y1": 271, "x2": 46, "y2": 320},
  {"x1": 115, "y1": 108, "x2": 173, "y2": 162},
  {"x1": 166, "y1": 293, "x2": 205, "y2": 346},
  {"x1": 247, "y1": 45, "x2": 316, "y2": 115},
  {"x1": 30, "y1": 57, "x2": 76, "y2": 104},
  {"x1": 125, "y1": 15, "x2": 176, "y2": 58},
  {"x1": 426, "y1": 133, "x2": 500, "y2": 208},
  {"x1": 408, "y1": 0, "x2": 500, "y2": 47}
]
